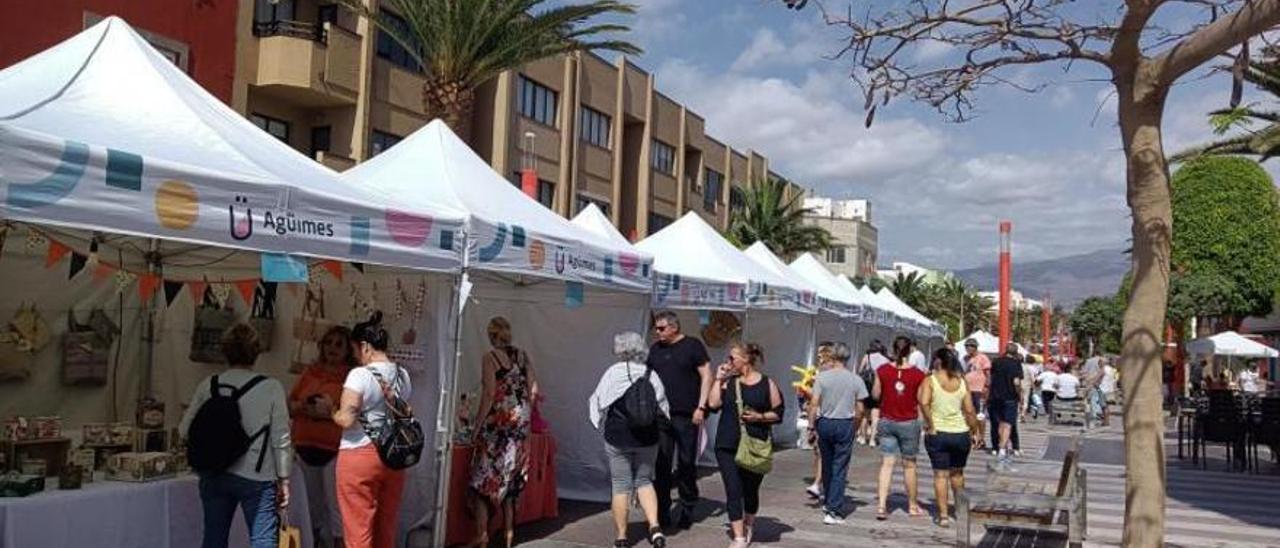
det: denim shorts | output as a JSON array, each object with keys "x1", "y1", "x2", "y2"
[
  {"x1": 988, "y1": 398, "x2": 1019, "y2": 425},
  {"x1": 604, "y1": 443, "x2": 658, "y2": 495},
  {"x1": 878, "y1": 418, "x2": 921, "y2": 458},
  {"x1": 925, "y1": 432, "x2": 972, "y2": 470}
]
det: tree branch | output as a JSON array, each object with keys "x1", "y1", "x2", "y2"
[{"x1": 1154, "y1": 0, "x2": 1280, "y2": 84}]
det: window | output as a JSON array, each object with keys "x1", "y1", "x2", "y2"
[
  {"x1": 651, "y1": 140, "x2": 675, "y2": 175},
  {"x1": 826, "y1": 246, "x2": 847, "y2": 264},
  {"x1": 376, "y1": 11, "x2": 421, "y2": 72},
  {"x1": 537, "y1": 181, "x2": 555, "y2": 209},
  {"x1": 517, "y1": 75, "x2": 559, "y2": 127},
  {"x1": 310, "y1": 126, "x2": 331, "y2": 159},
  {"x1": 648, "y1": 213, "x2": 674, "y2": 233},
  {"x1": 729, "y1": 186, "x2": 746, "y2": 212},
  {"x1": 576, "y1": 194, "x2": 611, "y2": 217},
  {"x1": 369, "y1": 130, "x2": 402, "y2": 157},
  {"x1": 254, "y1": 0, "x2": 296, "y2": 22},
  {"x1": 579, "y1": 106, "x2": 611, "y2": 148},
  {"x1": 703, "y1": 168, "x2": 724, "y2": 213},
  {"x1": 250, "y1": 113, "x2": 290, "y2": 143}
]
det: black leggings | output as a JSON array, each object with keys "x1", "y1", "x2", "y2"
[{"x1": 715, "y1": 449, "x2": 764, "y2": 522}]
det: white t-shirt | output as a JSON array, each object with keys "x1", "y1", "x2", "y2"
[
  {"x1": 340, "y1": 361, "x2": 413, "y2": 450},
  {"x1": 1239, "y1": 370, "x2": 1260, "y2": 393},
  {"x1": 1037, "y1": 371, "x2": 1058, "y2": 392},
  {"x1": 1056, "y1": 373, "x2": 1081, "y2": 399},
  {"x1": 1101, "y1": 365, "x2": 1118, "y2": 394},
  {"x1": 909, "y1": 349, "x2": 928, "y2": 372}
]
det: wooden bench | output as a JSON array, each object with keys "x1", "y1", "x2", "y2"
[
  {"x1": 1051, "y1": 398, "x2": 1088, "y2": 426},
  {"x1": 956, "y1": 437, "x2": 1087, "y2": 547}
]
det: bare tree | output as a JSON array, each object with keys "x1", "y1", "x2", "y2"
[{"x1": 782, "y1": 0, "x2": 1280, "y2": 545}]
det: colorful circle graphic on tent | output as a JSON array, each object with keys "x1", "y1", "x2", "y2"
[
  {"x1": 154, "y1": 180, "x2": 199, "y2": 229},
  {"x1": 528, "y1": 240, "x2": 545, "y2": 270},
  {"x1": 385, "y1": 210, "x2": 432, "y2": 247}
]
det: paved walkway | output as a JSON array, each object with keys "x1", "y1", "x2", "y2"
[{"x1": 504, "y1": 414, "x2": 1280, "y2": 548}]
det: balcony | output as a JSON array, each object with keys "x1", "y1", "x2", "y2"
[
  {"x1": 252, "y1": 21, "x2": 361, "y2": 107},
  {"x1": 315, "y1": 151, "x2": 356, "y2": 172}
]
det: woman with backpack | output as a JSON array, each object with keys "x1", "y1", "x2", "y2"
[
  {"x1": 588, "y1": 331, "x2": 670, "y2": 548},
  {"x1": 288, "y1": 325, "x2": 353, "y2": 548},
  {"x1": 707, "y1": 342, "x2": 783, "y2": 548},
  {"x1": 332, "y1": 312, "x2": 413, "y2": 548},
  {"x1": 180, "y1": 323, "x2": 292, "y2": 548},
  {"x1": 468, "y1": 316, "x2": 539, "y2": 548}
]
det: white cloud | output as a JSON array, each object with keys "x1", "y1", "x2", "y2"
[{"x1": 732, "y1": 28, "x2": 788, "y2": 72}]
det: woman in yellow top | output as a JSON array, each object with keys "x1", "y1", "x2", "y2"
[{"x1": 918, "y1": 347, "x2": 981, "y2": 528}]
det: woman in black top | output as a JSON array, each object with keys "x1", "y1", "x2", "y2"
[{"x1": 707, "y1": 342, "x2": 783, "y2": 548}]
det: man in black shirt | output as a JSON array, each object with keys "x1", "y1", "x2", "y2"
[
  {"x1": 647, "y1": 311, "x2": 711, "y2": 529},
  {"x1": 988, "y1": 343, "x2": 1024, "y2": 470}
]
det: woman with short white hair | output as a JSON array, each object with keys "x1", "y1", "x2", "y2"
[{"x1": 589, "y1": 331, "x2": 670, "y2": 548}]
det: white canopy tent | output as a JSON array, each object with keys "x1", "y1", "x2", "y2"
[
  {"x1": 637, "y1": 214, "x2": 816, "y2": 456},
  {"x1": 0, "y1": 17, "x2": 465, "y2": 547},
  {"x1": 786, "y1": 252, "x2": 872, "y2": 358},
  {"x1": 1186, "y1": 331, "x2": 1279, "y2": 358},
  {"x1": 961, "y1": 330, "x2": 1028, "y2": 356},
  {"x1": 341, "y1": 121, "x2": 656, "y2": 505}
]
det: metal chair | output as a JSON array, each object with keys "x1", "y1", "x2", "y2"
[{"x1": 1197, "y1": 390, "x2": 1248, "y2": 471}]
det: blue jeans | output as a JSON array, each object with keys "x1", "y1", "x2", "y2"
[
  {"x1": 816, "y1": 417, "x2": 854, "y2": 516},
  {"x1": 198, "y1": 473, "x2": 279, "y2": 548}
]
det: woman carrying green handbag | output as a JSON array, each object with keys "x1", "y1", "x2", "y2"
[{"x1": 707, "y1": 342, "x2": 783, "y2": 548}]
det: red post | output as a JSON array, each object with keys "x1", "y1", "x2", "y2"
[
  {"x1": 520, "y1": 168, "x2": 538, "y2": 200},
  {"x1": 521, "y1": 131, "x2": 538, "y2": 200},
  {"x1": 998, "y1": 221, "x2": 1012, "y2": 352}
]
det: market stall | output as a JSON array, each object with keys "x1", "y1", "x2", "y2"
[
  {"x1": 0, "y1": 17, "x2": 466, "y2": 548},
  {"x1": 339, "y1": 121, "x2": 655, "y2": 518},
  {"x1": 637, "y1": 213, "x2": 816, "y2": 458},
  {"x1": 1186, "y1": 331, "x2": 1279, "y2": 386}
]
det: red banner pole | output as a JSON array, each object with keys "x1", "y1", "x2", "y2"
[{"x1": 998, "y1": 221, "x2": 1012, "y2": 352}]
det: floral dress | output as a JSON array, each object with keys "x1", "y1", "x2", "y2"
[{"x1": 469, "y1": 346, "x2": 532, "y2": 506}]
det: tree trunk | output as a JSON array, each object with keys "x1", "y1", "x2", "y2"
[
  {"x1": 1117, "y1": 73, "x2": 1171, "y2": 548},
  {"x1": 423, "y1": 76, "x2": 476, "y2": 146}
]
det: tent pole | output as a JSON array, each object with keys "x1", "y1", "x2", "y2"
[
  {"x1": 141, "y1": 238, "x2": 160, "y2": 400},
  {"x1": 428, "y1": 238, "x2": 469, "y2": 548}
]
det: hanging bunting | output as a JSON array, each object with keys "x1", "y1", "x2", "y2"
[
  {"x1": 163, "y1": 280, "x2": 184, "y2": 307},
  {"x1": 188, "y1": 280, "x2": 209, "y2": 304},
  {"x1": 25, "y1": 229, "x2": 46, "y2": 251},
  {"x1": 351, "y1": 262, "x2": 365, "y2": 274},
  {"x1": 68, "y1": 252, "x2": 87, "y2": 279},
  {"x1": 45, "y1": 240, "x2": 70, "y2": 268},
  {"x1": 138, "y1": 273, "x2": 161, "y2": 305},
  {"x1": 93, "y1": 262, "x2": 115, "y2": 285},
  {"x1": 320, "y1": 260, "x2": 343, "y2": 282},
  {"x1": 564, "y1": 281, "x2": 584, "y2": 310},
  {"x1": 235, "y1": 280, "x2": 258, "y2": 307}
]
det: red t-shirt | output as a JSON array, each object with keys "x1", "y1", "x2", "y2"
[{"x1": 876, "y1": 363, "x2": 927, "y2": 421}]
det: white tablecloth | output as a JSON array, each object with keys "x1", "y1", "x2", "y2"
[{"x1": 0, "y1": 474, "x2": 312, "y2": 548}]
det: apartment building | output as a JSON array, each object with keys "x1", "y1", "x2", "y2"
[
  {"x1": 802, "y1": 196, "x2": 879, "y2": 279},
  {"x1": 233, "y1": 0, "x2": 789, "y2": 239}
]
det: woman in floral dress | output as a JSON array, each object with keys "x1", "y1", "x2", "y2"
[{"x1": 469, "y1": 316, "x2": 539, "y2": 548}]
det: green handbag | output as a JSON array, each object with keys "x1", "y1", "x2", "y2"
[{"x1": 733, "y1": 378, "x2": 774, "y2": 475}]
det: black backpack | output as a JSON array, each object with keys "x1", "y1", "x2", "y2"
[
  {"x1": 620, "y1": 365, "x2": 659, "y2": 430},
  {"x1": 187, "y1": 375, "x2": 269, "y2": 473},
  {"x1": 361, "y1": 366, "x2": 424, "y2": 470}
]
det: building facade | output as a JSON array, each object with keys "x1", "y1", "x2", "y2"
[
  {"x1": 802, "y1": 196, "x2": 879, "y2": 279},
  {"x1": 876, "y1": 261, "x2": 954, "y2": 286}
]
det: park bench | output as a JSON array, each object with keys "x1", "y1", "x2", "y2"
[
  {"x1": 955, "y1": 437, "x2": 1087, "y2": 548},
  {"x1": 1051, "y1": 398, "x2": 1088, "y2": 426}
]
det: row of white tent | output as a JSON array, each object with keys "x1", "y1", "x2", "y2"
[{"x1": 0, "y1": 17, "x2": 942, "y2": 546}]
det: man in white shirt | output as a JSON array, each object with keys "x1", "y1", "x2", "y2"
[
  {"x1": 908, "y1": 340, "x2": 928, "y2": 372},
  {"x1": 1100, "y1": 361, "x2": 1119, "y2": 426},
  {"x1": 1036, "y1": 368, "x2": 1059, "y2": 422},
  {"x1": 1239, "y1": 368, "x2": 1262, "y2": 394},
  {"x1": 1056, "y1": 367, "x2": 1081, "y2": 400}
]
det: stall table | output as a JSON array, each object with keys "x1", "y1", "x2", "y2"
[
  {"x1": 445, "y1": 432, "x2": 558, "y2": 546},
  {"x1": 0, "y1": 473, "x2": 311, "y2": 548}
]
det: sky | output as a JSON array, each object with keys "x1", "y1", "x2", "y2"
[{"x1": 582, "y1": 0, "x2": 1270, "y2": 270}]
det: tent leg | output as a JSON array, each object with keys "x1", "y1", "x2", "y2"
[{"x1": 428, "y1": 267, "x2": 468, "y2": 548}]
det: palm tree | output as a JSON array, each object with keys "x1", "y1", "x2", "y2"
[
  {"x1": 345, "y1": 0, "x2": 640, "y2": 141},
  {"x1": 1172, "y1": 50, "x2": 1280, "y2": 162},
  {"x1": 724, "y1": 177, "x2": 833, "y2": 261},
  {"x1": 889, "y1": 271, "x2": 929, "y2": 312}
]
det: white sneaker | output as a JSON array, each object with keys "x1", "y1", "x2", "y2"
[
  {"x1": 806, "y1": 485, "x2": 822, "y2": 499},
  {"x1": 823, "y1": 513, "x2": 846, "y2": 525}
]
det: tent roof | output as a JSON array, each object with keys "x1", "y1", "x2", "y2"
[
  {"x1": 341, "y1": 120, "x2": 651, "y2": 290},
  {"x1": 961, "y1": 330, "x2": 1027, "y2": 355},
  {"x1": 571, "y1": 203, "x2": 640, "y2": 251},
  {"x1": 877, "y1": 288, "x2": 934, "y2": 326},
  {"x1": 787, "y1": 253, "x2": 865, "y2": 311},
  {"x1": 637, "y1": 213, "x2": 797, "y2": 290},
  {"x1": 1186, "y1": 331, "x2": 1280, "y2": 358},
  {"x1": 0, "y1": 17, "x2": 461, "y2": 269},
  {"x1": 743, "y1": 243, "x2": 820, "y2": 294}
]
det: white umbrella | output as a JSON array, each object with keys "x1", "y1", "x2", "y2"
[{"x1": 1186, "y1": 331, "x2": 1279, "y2": 358}]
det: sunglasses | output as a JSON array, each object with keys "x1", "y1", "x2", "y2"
[{"x1": 654, "y1": 324, "x2": 673, "y2": 332}]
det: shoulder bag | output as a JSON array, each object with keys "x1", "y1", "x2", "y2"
[{"x1": 734, "y1": 378, "x2": 773, "y2": 475}]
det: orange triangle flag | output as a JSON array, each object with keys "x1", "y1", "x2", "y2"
[
  {"x1": 138, "y1": 273, "x2": 161, "y2": 305},
  {"x1": 188, "y1": 281, "x2": 208, "y2": 303},
  {"x1": 321, "y1": 260, "x2": 343, "y2": 282},
  {"x1": 45, "y1": 241, "x2": 70, "y2": 269},
  {"x1": 235, "y1": 280, "x2": 258, "y2": 307},
  {"x1": 92, "y1": 263, "x2": 115, "y2": 284}
]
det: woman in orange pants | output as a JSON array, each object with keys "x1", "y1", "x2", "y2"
[{"x1": 333, "y1": 312, "x2": 412, "y2": 548}]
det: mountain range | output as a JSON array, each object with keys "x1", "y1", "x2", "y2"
[{"x1": 951, "y1": 248, "x2": 1131, "y2": 308}]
